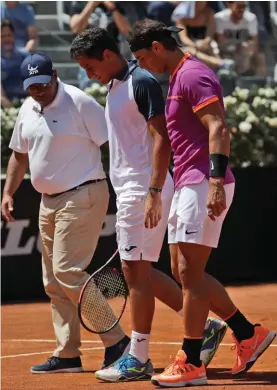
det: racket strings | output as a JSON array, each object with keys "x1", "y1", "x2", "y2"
[{"x1": 80, "y1": 268, "x2": 127, "y2": 333}]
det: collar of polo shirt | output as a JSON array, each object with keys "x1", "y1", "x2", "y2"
[{"x1": 113, "y1": 60, "x2": 138, "y2": 81}]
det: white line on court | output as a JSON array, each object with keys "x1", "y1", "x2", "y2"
[
  {"x1": 1, "y1": 347, "x2": 104, "y2": 359},
  {"x1": 1, "y1": 339, "x2": 276, "y2": 359},
  {"x1": 5, "y1": 339, "x2": 277, "y2": 348}
]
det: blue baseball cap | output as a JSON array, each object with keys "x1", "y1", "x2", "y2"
[{"x1": 21, "y1": 52, "x2": 53, "y2": 90}]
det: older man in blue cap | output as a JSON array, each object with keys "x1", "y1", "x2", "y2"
[{"x1": 1, "y1": 52, "x2": 132, "y2": 373}]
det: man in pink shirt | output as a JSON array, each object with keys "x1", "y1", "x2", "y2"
[{"x1": 129, "y1": 18, "x2": 276, "y2": 387}]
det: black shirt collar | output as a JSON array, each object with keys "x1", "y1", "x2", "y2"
[{"x1": 114, "y1": 60, "x2": 137, "y2": 81}]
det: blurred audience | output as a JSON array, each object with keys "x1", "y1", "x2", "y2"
[
  {"x1": 147, "y1": 1, "x2": 179, "y2": 26},
  {"x1": 172, "y1": 1, "x2": 234, "y2": 72},
  {"x1": 0, "y1": 1, "x2": 38, "y2": 52},
  {"x1": 214, "y1": 1, "x2": 267, "y2": 76},
  {"x1": 70, "y1": 1, "x2": 146, "y2": 89},
  {"x1": 248, "y1": 1, "x2": 272, "y2": 43},
  {"x1": 1, "y1": 20, "x2": 28, "y2": 108}
]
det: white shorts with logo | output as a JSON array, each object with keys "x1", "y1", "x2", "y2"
[
  {"x1": 168, "y1": 179, "x2": 235, "y2": 248},
  {"x1": 116, "y1": 182, "x2": 174, "y2": 262}
]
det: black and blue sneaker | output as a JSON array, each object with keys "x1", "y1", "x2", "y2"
[
  {"x1": 96, "y1": 353, "x2": 154, "y2": 382},
  {"x1": 201, "y1": 317, "x2": 228, "y2": 367},
  {"x1": 101, "y1": 335, "x2": 131, "y2": 369},
  {"x1": 30, "y1": 356, "x2": 83, "y2": 374}
]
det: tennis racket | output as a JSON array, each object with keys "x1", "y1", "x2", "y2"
[{"x1": 78, "y1": 249, "x2": 128, "y2": 334}]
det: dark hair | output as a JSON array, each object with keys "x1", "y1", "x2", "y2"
[
  {"x1": 128, "y1": 19, "x2": 178, "y2": 52},
  {"x1": 70, "y1": 27, "x2": 120, "y2": 60},
  {"x1": 1, "y1": 19, "x2": 14, "y2": 33}
]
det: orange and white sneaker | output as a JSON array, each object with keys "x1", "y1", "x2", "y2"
[
  {"x1": 231, "y1": 325, "x2": 276, "y2": 375},
  {"x1": 151, "y1": 350, "x2": 207, "y2": 387}
]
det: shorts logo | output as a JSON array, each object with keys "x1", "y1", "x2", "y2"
[
  {"x1": 185, "y1": 230, "x2": 199, "y2": 235},
  {"x1": 124, "y1": 246, "x2": 137, "y2": 252}
]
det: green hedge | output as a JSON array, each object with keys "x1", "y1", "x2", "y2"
[{"x1": 1, "y1": 84, "x2": 277, "y2": 173}]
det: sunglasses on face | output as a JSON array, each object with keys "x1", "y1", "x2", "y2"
[{"x1": 27, "y1": 82, "x2": 52, "y2": 93}]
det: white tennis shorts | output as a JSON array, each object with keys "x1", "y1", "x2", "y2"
[
  {"x1": 116, "y1": 182, "x2": 174, "y2": 262},
  {"x1": 168, "y1": 178, "x2": 235, "y2": 248}
]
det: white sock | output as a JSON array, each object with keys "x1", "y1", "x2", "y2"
[{"x1": 129, "y1": 331, "x2": 150, "y2": 364}]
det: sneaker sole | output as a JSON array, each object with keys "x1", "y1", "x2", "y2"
[
  {"x1": 232, "y1": 330, "x2": 276, "y2": 376},
  {"x1": 151, "y1": 377, "x2": 207, "y2": 387},
  {"x1": 30, "y1": 367, "x2": 84, "y2": 374},
  {"x1": 201, "y1": 324, "x2": 228, "y2": 367},
  {"x1": 95, "y1": 372, "x2": 153, "y2": 382}
]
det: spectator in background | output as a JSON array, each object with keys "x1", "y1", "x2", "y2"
[
  {"x1": 70, "y1": 1, "x2": 136, "y2": 89},
  {"x1": 0, "y1": 1, "x2": 38, "y2": 52},
  {"x1": 147, "y1": 1, "x2": 178, "y2": 26},
  {"x1": 173, "y1": 1, "x2": 234, "y2": 72},
  {"x1": 214, "y1": 1, "x2": 267, "y2": 76},
  {"x1": 248, "y1": 1, "x2": 272, "y2": 42},
  {"x1": 1, "y1": 20, "x2": 28, "y2": 108}
]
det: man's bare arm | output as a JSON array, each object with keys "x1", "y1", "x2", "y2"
[
  {"x1": 147, "y1": 114, "x2": 171, "y2": 189},
  {"x1": 3, "y1": 151, "x2": 29, "y2": 197}
]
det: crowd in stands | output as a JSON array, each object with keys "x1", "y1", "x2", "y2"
[
  {"x1": 1, "y1": 1, "x2": 276, "y2": 107},
  {"x1": 1, "y1": 1, "x2": 38, "y2": 108}
]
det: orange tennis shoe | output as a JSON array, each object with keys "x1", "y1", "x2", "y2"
[
  {"x1": 151, "y1": 350, "x2": 207, "y2": 388},
  {"x1": 231, "y1": 325, "x2": 276, "y2": 375}
]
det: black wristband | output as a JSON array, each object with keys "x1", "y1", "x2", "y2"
[
  {"x1": 209, "y1": 154, "x2": 229, "y2": 177},
  {"x1": 149, "y1": 187, "x2": 162, "y2": 193}
]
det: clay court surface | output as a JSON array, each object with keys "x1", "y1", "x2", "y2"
[{"x1": 1, "y1": 283, "x2": 277, "y2": 389}]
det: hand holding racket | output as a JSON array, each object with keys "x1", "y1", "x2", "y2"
[{"x1": 78, "y1": 250, "x2": 128, "y2": 334}]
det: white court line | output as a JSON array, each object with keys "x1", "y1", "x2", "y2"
[
  {"x1": 1, "y1": 347, "x2": 104, "y2": 359},
  {"x1": 1, "y1": 339, "x2": 277, "y2": 359},
  {"x1": 5, "y1": 339, "x2": 277, "y2": 348}
]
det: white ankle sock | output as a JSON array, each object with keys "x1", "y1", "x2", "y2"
[{"x1": 129, "y1": 331, "x2": 150, "y2": 364}]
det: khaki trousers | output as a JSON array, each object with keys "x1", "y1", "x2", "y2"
[{"x1": 39, "y1": 180, "x2": 125, "y2": 358}]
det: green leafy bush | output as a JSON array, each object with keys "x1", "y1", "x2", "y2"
[
  {"x1": 1, "y1": 84, "x2": 277, "y2": 173},
  {"x1": 225, "y1": 86, "x2": 277, "y2": 167}
]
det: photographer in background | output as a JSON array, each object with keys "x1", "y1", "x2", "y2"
[{"x1": 70, "y1": 1, "x2": 134, "y2": 89}]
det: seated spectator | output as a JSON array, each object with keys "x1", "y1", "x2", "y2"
[
  {"x1": 147, "y1": 1, "x2": 177, "y2": 26},
  {"x1": 214, "y1": 1, "x2": 267, "y2": 76},
  {"x1": 70, "y1": 1, "x2": 134, "y2": 89},
  {"x1": 208, "y1": 1, "x2": 226, "y2": 14},
  {"x1": 116, "y1": 2, "x2": 147, "y2": 59},
  {"x1": 173, "y1": 1, "x2": 233, "y2": 72},
  {"x1": 1, "y1": 20, "x2": 28, "y2": 108},
  {"x1": 0, "y1": 1, "x2": 38, "y2": 52}
]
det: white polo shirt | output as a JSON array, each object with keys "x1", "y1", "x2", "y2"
[
  {"x1": 9, "y1": 81, "x2": 108, "y2": 195},
  {"x1": 105, "y1": 61, "x2": 173, "y2": 198}
]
